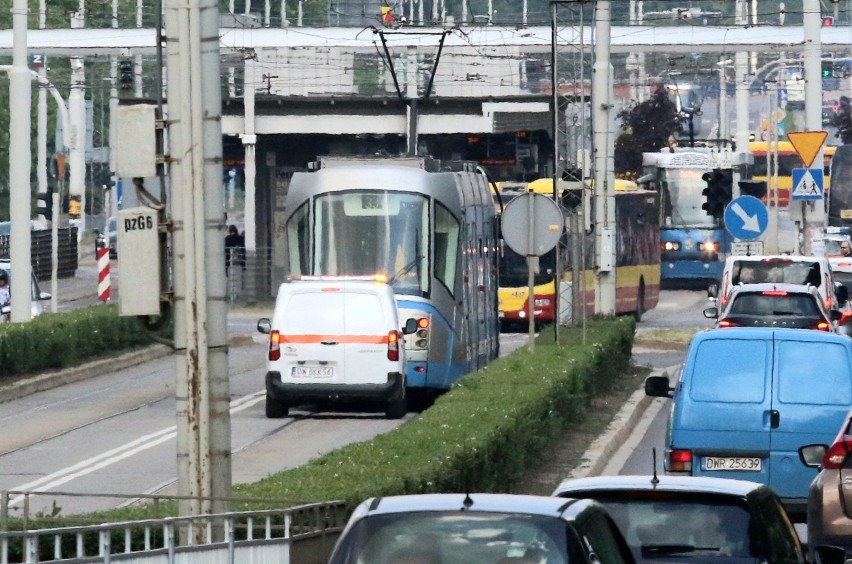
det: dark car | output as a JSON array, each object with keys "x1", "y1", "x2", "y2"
[
  {"x1": 95, "y1": 216, "x2": 117, "y2": 259},
  {"x1": 553, "y1": 475, "x2": 805, "y2": 564},
  {"x1": 704, "y1": 282, "x2": 840, "y2": 331},
  {"x1": 328, "y1": 493, "x2": 635, "y2": 564},
  {"x1": 799, "y1": 410, "x2": 852, "y2": 563}
]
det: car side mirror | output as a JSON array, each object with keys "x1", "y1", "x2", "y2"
[
  {"x1": 39, "y1": 291, "x2": 51, "y2": 301},
  {"x1": 703, "y1": 306, "x2": 719, "y2": 319},
  {"x1": 257, "y1": 318, "x2": 271, "y2": 334},
  {"x1": 812, "y1": 545, "x2": 848, "y2": 564},
  {"x1": 798, "y1": 444, "x2": 828, "y2": 468},
  {"x1": 831, "y1": 310, "x2": 842, "y2": 321},
  {"x1": 403, "y1": 318, "x2": 418, "y2": 335},
  {"x1": 707, "y1": 283, "x2": 719, "y2": 299},
  {"x1": 645, "y1": 375, "x2": 673, "y2": 398}
]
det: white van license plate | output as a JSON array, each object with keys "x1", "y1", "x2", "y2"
[
  {"x1": 291, "y1": 366, "x2": 333, "y2": 378},
  {"x1": 702, "y1": 457, "x2": 761, "y2": 471}
]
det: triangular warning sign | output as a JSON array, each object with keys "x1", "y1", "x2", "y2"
[{"x1": 787, "y1": 131, "x2": 828, "y2": 168}]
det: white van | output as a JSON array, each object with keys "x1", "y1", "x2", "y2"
[
  {"x1": 257, "y1": 279, "x2": 416, "y2": 419},
  {"x1": 715, "y1": 255, "x2": 847, "y2": 313}
]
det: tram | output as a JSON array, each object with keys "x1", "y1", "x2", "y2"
[{"x1": 283, "y1": 156, "x2": 500, "y2": 393}]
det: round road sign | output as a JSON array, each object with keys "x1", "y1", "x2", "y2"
[{"x1": 500, "y1": 193, "x2": 564, "y2": 256}]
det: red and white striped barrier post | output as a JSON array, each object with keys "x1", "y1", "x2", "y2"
[{"x1": 97, "y1": 245, "x2": 111, "y2": 302}]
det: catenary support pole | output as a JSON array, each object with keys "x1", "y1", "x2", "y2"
[
  {"x1": 9, "y1": 0, "x2": 32, "y2": 323},
  {"x1": 802, "y1": 0, "x2": 824, "y2": 254},
  {"x1": 164, "y1": 0, "x2": 233, "y2": 517},
  {"x1": 592, "y1": 0, "x2": 615, "y2": 315}
]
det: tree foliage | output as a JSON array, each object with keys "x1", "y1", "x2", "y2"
[{"x1": 614, "y1": 84, "x2": 681, "y2": 178}]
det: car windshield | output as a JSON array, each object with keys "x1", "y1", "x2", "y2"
[
  {"x1": 329, "y1": 511, "x2": 571, "y2": 564},
  {"x1": 569, "y1": 492, "x2": 759, "y2": 564},
  {"x1": 729, "y1": 293, "x2": 820, "y2": 316}
]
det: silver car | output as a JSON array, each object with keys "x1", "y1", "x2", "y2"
[
  {"x1": 0, "y1": 260, "x2": 52, "y2": 321},
  {"x1": 553, "y1": 475, "x2": 805, "y2": 564},
  {"x1": 327, "y1": 493, "x2": 635, "y2": 564},
  {"x1": 799, "y1": 411, "x2": 852, "y2": 562}
]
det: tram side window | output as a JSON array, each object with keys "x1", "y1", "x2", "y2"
[
  {"x1": 435, "y1": 203, "x2": 460, "y2": 295},
  {"x1": 287, "y1": 202, "x2": 310, "y2": 275}
]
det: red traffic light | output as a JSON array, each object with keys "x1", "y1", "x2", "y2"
[{"x1": 822, "y1": 16, "x2": 834, "y2": 26}]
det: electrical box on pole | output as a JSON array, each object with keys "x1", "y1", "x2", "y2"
[
  {"x1": 111, "y1": 104, "x2": 158, "y2": 178},
  {"x1": 117, "y1": 207, "x2": 161, "y2": 316}
]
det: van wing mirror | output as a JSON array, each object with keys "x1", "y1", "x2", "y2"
[
  {"x1": 707, "y1": 283, "x2": 719, "y2": 299},
  {"x1": 831, "y1": 309, "x2": 843, "y2": 321},
  {"x1": 257, "y1": 318, "x2": 271, "y2": 334},
  {"x1": 403, "y1": 318, "x2": 418, "y2": 335},
  {"x1": 645, "y1": 375, "x2": 673, "y2": 398},
  {"x1": 836, "y1": 283, "x2": 849, "y2": 306},
  {"x1": 798, "y1": 443, "x2": 828, "y2": 468},
  {"x1": 703, "y1": 306, "x2": 719, "y2": 319},
  {"x1": 812, "y1": 545, "x2": 847, "y2": 564},
  {"x1": 39, "y1": 291, "x2": 51, "y2": 301}
]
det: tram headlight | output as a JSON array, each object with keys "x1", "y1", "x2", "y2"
[
  {"x1": 661, "y1": 241, "x2": 681, "y2": 251},
  {"x1": 700, "y1": 241, "x2": 720, "y2": 253}
]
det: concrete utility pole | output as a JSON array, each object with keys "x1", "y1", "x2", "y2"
[
  {"x1": 9, "y1": 0, "x2": 32, "y2": 323},
  {"x1": 592, "y1": 0, "x2": 616, "y2": 315},
  {"x1": 164, "y1": 0, "x2": 233, "y2": 517},
  {"x1": 242, "y1": 57, "x2": 257, "y2": 251},
  {"x1": 801, "y1": 0, "x2": 824, "y2": 254},
  {"x1": 69, "y1": 6, "x2": 87, "y2": 239},
  {"x1": 734, "y1": 0, "x2": 750, "y2": 153}
]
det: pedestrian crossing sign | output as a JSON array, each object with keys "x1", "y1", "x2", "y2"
[{"x1": 791, "y1": 168, "x2": 824, "y2": 201}]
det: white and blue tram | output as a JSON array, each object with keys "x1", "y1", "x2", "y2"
[{"x1": 283, "y1": 156, "x2": 500, "y2": 393}]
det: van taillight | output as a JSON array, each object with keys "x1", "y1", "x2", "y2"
[
  {"x1": 823, "y1": 440, "x2": 852, "y2": 469},
  {"x1": 669, "y1": 449, "x2": 693, "y2": 472},
  {"x1": 269, "y1": 330, "x2": 281, "y2": 361},
  {"x1": 388, "y1": 330, "x2": 400, "y2": 361},
  {"x1": 719, "y1": 319, "x2": 739, "y2": 328},
  {"x1": 809, "y1": 321, "x2": 831, "y2": 331},
  {"x1": 841, "y1": 310, "x2": 852, "y2": 326}
]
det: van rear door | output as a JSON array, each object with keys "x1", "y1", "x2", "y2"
[
  {"x1": 278, "y1": 288, "x2": 347, "y2": 383},
  {"x1": 675, "y1": 333, "x2": 772, "y2": 482},
  {"x1": 341, "y1": 283, "x2": 397, "y2": 385},
  {"x1": 768, "y1": 331, "x2": 852, "y2": 499}
]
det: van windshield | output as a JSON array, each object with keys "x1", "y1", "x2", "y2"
[{"x1": 731, "y1": 260, "x2": 821, "y2": 287}]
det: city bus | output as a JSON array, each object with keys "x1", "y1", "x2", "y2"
[
  {"x1": 497, "y1": 177, "x2": 660, "y2": 327},
  {"x1": 749, "y1": 141, "x2": 836, "y2": 207}
]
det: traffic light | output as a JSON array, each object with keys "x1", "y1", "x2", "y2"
[
  {"x1": 822, "y1": 60, "x2": 834, "y2": 78},
  {"x1": 701, "y1": 169, "x2": 733, "y2": 218},
  {"x1": 119, "y1": 60, "x2": 133, "y2": 90},
  {"x1": 822, "y1": 16, "x2": 834, "y2": 26},
  {"x1": 35, "y1": 188, "x2": 54, "y2": 221},
  {"x1": 738, "y1": 179, "x2": 768, "y2": 199}
]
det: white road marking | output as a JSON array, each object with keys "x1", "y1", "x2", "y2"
[{"x1": 9, "y1": 390, "x2": 266, "y2": 506}]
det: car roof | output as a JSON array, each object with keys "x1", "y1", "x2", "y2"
[
  {"x1": 695, "y1": 326, "x2": 847, "y2": 343},
  {"x1": 553, "y1": 475, "x2": 764, "y2": 497},
  {"x1": 726, "y1": 254, "x2": 825, "y2": 264},
  {"x1": 349, "y1": 493, "x2": 587, "y2": 520}
]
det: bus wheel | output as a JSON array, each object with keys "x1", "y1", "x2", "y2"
[{"x1": 634, "y1": 279, "x2": 646, "y2": 322}]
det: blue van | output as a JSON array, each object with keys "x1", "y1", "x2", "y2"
[{"x1": 645, "y1": 327, "x2": 852, "y2": 518}]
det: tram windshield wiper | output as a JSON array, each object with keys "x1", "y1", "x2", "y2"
[
  {"x1": 388, "y1": 255, "x2": 424, "y2": 285},
  {"x1": 641, "y1": 544, "x2": 720, "y2": 556}
]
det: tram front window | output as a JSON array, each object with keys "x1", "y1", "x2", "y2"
[
  {"x1": 663, "y1": 169, "x2": 716, "y2": 227},
  {"x1": 309, "y1": 191, "x2": 430, "y2": 297}
]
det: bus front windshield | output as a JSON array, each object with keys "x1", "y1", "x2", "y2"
[
  {"x1": 290, "y1": 191, "x2": 430, "y2": 297},
  {"x1": 662, "y1": 168, "x2": 715, "y2": 227},
  {"x1": 499, "y1": 246, "x2": 556, "y2": 287}
]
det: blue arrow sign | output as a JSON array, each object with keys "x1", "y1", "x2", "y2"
[
  {"x1": 724, "y1": 196, "x2": 768, "y2": 241},
  {"x1": 791, "y1": 168, "x2": 824, "y2": 201}
]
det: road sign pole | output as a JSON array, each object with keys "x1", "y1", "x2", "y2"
[{"x1": 527, "y1": 193, "x2": 535, "y2": 351}]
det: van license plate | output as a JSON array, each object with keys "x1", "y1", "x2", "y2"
[
  {"x1": 702, "y1": 457, "x2": 761, "y2": 471},
  {"x1": 291, "y1": 366, "x2": 333, "y2": 378}
]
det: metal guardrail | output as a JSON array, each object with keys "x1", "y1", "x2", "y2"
[
  {"x1": 0, "y1": 501, "x2": 348, "y2": 563},
  {"x1": 225, "y1": 247, "x2": 278, "y2": 306}
]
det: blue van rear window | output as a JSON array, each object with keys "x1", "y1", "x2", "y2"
[
  {"x1": 691, "y1": 340, "x2": 768, "y2": 403},
  {"x1": 777, "y1": 341, "x2": 852, "y2": 405}
]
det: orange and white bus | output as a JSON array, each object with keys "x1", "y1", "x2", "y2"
[
  {"x1": 497, "y1": 178, "x2": 661, "y2": 327},
  {"x1": 749, "y1": 141, "x2": 836, "y2": 207}
]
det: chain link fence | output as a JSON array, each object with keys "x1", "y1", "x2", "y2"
[{"x1": 0, "y1": 228, "x2": 78, "y2": 280}]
